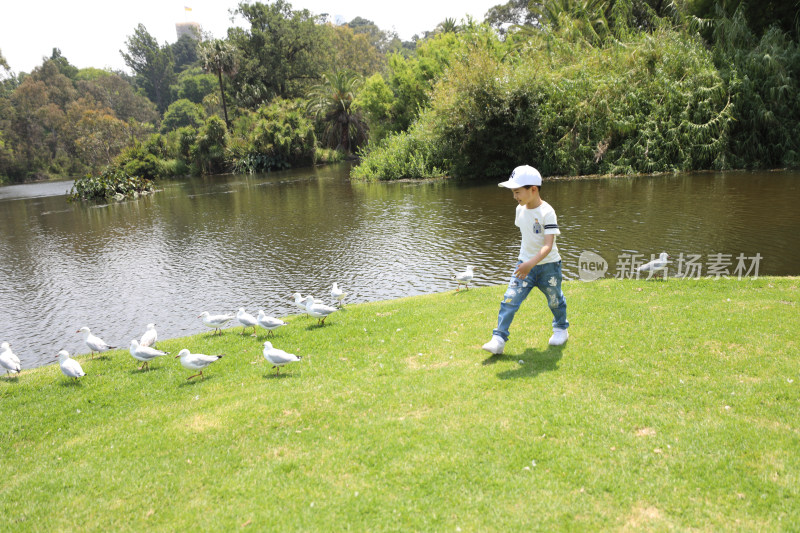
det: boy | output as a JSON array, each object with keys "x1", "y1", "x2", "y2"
[{"x1": 482, "y1": 165, "x2": 568, "y2": 355}]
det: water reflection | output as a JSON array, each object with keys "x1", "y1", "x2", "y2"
[{"x1": 1, "y1": 166, "x2": 798, "y2": 369}]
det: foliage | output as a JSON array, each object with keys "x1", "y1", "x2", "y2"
[
  {"x1": 172, "y1": 67, "x2": 218, "y2": 105},
  {"x1": 712, "y1": 9, "x2": 800, "y2": 168},
  {"x1": 357, "y1": 23, "x2": 734, "y2": 179},
  {"x1": 68, "y1": 166, "x2": 153, "y2": 201},
  {"x1": 228, "y1": 0, "x2": 328, "y2": 106},
  {"x1": 198, "y1": 39, "x2": 237, "y2": 128},
  {"x1": 1, "y1": 278, "x2": 798, "y2": 529},
  {"x1": 170, "y1": 31, "x2": 201, "y2": 72},
  {"x1": 192, "y1": 115, "x2": 229, "y2": 175},
  {"x1": 306, "y1": 70, "x2": 367, "y2": 153},
  {"x1": 121, "y1": 24, "x2": 177, "y2": 113},
  {"x1": 323, "y1": 25, "x2": 384, "y2": 76},
  {"x1": 687, "y1": 0, "x2": 800, "y2": 37},
  {"x1": 352, "y1": 73, "x2": 395, "y2": 144},
  {"x1": 231, "y1": 98, "x2": 316, "y2": 173},
  {"x1": 350, "y1": 121, "x2": 446, "y2": 180},
  {"x1": 160, "y1": 98, "x2": 206, "y2": 133}
]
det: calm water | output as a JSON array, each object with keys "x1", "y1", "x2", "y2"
[{"x1": 2, "y1": 165, "x2": 799, "y2": 369}]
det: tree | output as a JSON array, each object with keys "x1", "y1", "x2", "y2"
[
  {"x1": 485, "y1": 0, "x2": 541, "y2": 34},
  {"x1": 228, "y1": 0, "x2": 328, "y2": 105},
  {"x1": 306, "y1": 70, "x2": 367, "y2": 153},
  {"x1": 77, "y1": 73, "x2": 159, "y2": 125},
  {"x1": 198, "y1": 39, "x2": 236, "y2": 127},
  {"x1": 160, "y1": 99, "x2": 206, "y2": 133},
  {"x1": 173, "y1": 67, "x2": 218, "y2": 104},
  {"x1": 121, "y1": 24, "x2": 176, "y2": 113},
  {"x1": 323, "y1": 25, "x2": 384, "y2": 76},
  {"x1": 171, "y1": 31, "x2": 201, "y2": 72}
]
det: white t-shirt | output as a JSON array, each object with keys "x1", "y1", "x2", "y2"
[{"x1": 515, "y1": 200, "x2": 561, "y2": 264}]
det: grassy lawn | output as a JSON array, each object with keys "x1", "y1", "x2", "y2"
[{"x1": 1, "y1": 277, "x2": 798, "y2": 531}]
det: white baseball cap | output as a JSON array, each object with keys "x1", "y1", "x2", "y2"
[{"x1": 498, "y1": 165, "x2": 542, "y2": 188}]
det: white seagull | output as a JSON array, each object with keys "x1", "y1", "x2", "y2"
[
  {"x1": 262, "y1": 341, "x2": 301, "y2": 375},
  {"x1": 57, "y1": 350, "x2": 85, "y2": 380},
  {"x1": 304, "y1": 295, "x2": 338, "y2": 325},
  {"x1": 77, "y1": 326, "x2": 116, "y2": 359},
  {"x1": 197, "y1": 311, "x2": 234, "y2": 335},
  {"x1": 291, "y1": 293, "x2": 322, "y2": 314},
  {"x1": 129, "y1": 339, "x2": 169, "y2": 371},
  {"x1": 236, "y1": 308, "x2": 259, "y2": 336},
  {"x1": 0, "y1": 342, "x2": 21, "y2": 376},
  {"x1": 638, "y1": 252, "x2": 672, "y2": 280},
  {"x1": 176, "y1": 349, "x2": 224, "y2": 380},
  {"x1": 452, "y1": 265, "x2": 474, "y2": 291},
  {"x1": 139, "y1": 323, "x2": 158, "y2": 348},
  {"x1": 256, "y1": 310, "x2": 287, "y2": 337},
  {"x1": 331, "y1": 282, "x2": 348, "y2": 307}
]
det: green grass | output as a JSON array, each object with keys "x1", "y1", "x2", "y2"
[{"x1": 2, "y1": 277, "x2": 799, "y2": 531}]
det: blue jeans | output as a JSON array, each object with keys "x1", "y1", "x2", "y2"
[{"x1": 493, "y1": 260, "x2": 568, "y2": 342}]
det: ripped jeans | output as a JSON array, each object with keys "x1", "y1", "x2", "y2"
[{"x1": 493, "y1": 260, "x2": 568, "y2": 342}]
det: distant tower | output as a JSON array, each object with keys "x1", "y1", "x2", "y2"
[{"x1": 176, "y1": 22, "x2": 201, "y2": 41}]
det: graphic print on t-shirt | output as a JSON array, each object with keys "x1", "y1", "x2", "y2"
[{"x1": 533, "y1": 218, "x2": 543, "y2": 234}]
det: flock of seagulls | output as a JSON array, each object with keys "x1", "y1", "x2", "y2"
[
  {"x1": 2, "y1": 283, "x2": 353, "y2": 382},
  {"x1": 2, "y1": 255, "x2": 672, "y2": 382}
]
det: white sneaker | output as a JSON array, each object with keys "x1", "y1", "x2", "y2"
[
  {"x1": 482, "y1": 335, "x2": 505, "y2": 355},
  {"x1": 548, "y1": 329, "x2": 569, "y2": 346}
]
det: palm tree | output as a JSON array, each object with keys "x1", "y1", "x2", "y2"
[
  {"x1": 305, "y1": 71, "x2": 367, "y2": 154},
  {"x1": 199, "y1": 39, "x2": 237, "y2": 129},
  {"x1": 437, "y1": 18, "x2": 459, "y2": 34}
]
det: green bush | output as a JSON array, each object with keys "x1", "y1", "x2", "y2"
[
  {"x1": 713, "y1": 11, "x2": 800, "y2": 169},
  {"x1": 350, "y1": 122, "x2": 446, "y2": 181},
  {"x1": 356, "y1": 26, "x2": 734, "y2": 180},
  {"x1": 192, "y1": 115, "x2": 228, "y2": 175},
  {"x1": 160, "y1": 99, "x2": 206, "y2": 133},
  {"x1": 230, "y1": 99, "x2": 316, "y2": 173},
  {"x1": 68, "y1": 168, "x2": 154, "y2": 201}
]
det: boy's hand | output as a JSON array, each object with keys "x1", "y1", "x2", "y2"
[{"x1": 514, "y1": 261, "x2": 533, "y2": 279}]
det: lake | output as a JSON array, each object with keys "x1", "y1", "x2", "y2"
[{"x1": 1, "y1": 164, "x2": 798, "y2": 369}]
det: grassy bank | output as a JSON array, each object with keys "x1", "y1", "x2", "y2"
[{"x1": 2, "y1": 277, "x2": 798, "y2": 531}]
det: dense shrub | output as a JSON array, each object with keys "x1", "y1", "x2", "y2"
[
  {"x1": 68, "y1": 168, "x2": 154, "y2": 201},
  {"x1": 160, "y1": 99, "x2": 206, "y2": 133},
  {"x1": 230, "y1": 99, "x2": 316, "y2": 173},
  {"x1": 354, "y1": 27, "x2": 734, "y2": 180},
  {"x1": 713, "y1": 11, "x2": 800, "y2": 168},
  {"x1": 350, "y1": 122, "x2": 446, "y2": 181},
  {"x1": 192, "y1": 115, "x2": 228, "y2": 175}
]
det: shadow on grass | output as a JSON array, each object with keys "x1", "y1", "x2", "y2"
[
  {"x1": 178, "y1": 374, "x2": 220, "y2": 387},
  {"x1": 127, "y1": 365, "x2": 166, "y2": 376},
  {"x1": 262, "y1": 372, "x2": 294, "y2": 380},
  {"x1": 485, "y1": 345, "x2": 565, "y2": 380},
  {"x1": 59, "y1": 379, "x2": 84, "y2": 387}
]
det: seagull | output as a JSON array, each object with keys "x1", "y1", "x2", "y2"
[
  {"x1": 77, "y1": 326, "x2": 116, "y2": 359},
  {"x1": 176, "y1": 349, "x2": 224, "y2": 380},
  {"x1": 331, "y1": 282, "x2": 348, "y2": 307},
  {"x1": 236, "y1": 308, "x2": 259, "y2": 336},
  {"x1": 256, "y1": 310, "x2": 287, "y2": 337},
  {"x1": 57, "y1": 350, "x2": 85, "y2": 380},
  {"x1": 452, "y1": 265, "x2": 474, "y2": 291},
  {"x1": 0, "y1": 342, "x2": 21, "y2": 376},
  {"x1": 291, "y1": 293, "x2": 322, "y2": 314},
  {"x1": 197, "y1": 311, "x2": 234, "y2": 335},
  {"x1": 129, "y1": 340, "x2": 169, "y2": 371},
  {"x1": 304, "y1": 295, "x2": 338, "y2": 325},
  {"x1": 262, "y1": 341, "x2": 301, "y2": 375},
  {"x1": 638, "y1": 252, "x2": 672, "y2": 280},
  {"x1": 140, "y1": 323, "x2": 158, "y2": 348}
]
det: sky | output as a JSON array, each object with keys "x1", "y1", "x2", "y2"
[{"x1": 0, "y1": 0, "x2": 501, "y2": 75}]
